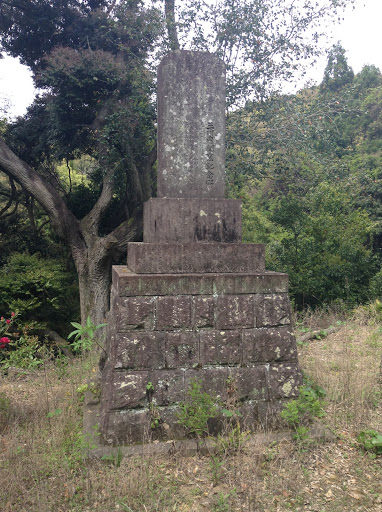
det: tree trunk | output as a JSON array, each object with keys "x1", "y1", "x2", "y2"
[{"x1": 75, "y1": 248, "x2": 112, "y2": 329}]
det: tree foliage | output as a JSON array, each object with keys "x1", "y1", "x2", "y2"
[
  {"x1": 235, "y1": 48, "x2": 382, "y2": 309},
  {"x1": 0, "y1": 0, "x2": 358, "y2": 331}
]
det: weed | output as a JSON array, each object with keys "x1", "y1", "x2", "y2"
[
  {"x1": 149, "y1": 401, "x2": 162, "y2": 429},
  {"x1": 54, "y1": 352, "x2": 69, "y2": 379},
  {"x1": 177, "y1": 378, "x2": 220, "y2": 438},
  {"x1": 209, "y1": 455, "x2": 225, "y2": 485},
  {"x1": 281, "y1": 376, "x2": 326, "y2": 445},
  {"x1": 68, "y1": 316, "x2": 107, "y2": 353},
  {"x1": 102, "y1": 448, "x2": 123, "y2": 467},
  {"x1": 313, "y1": 329, "x2": 328, "y2": 340},
  {"x1": 213, "y1": 491, "x2": 234, "y2": 511},
  {"x1": 76, "y1": 383, "x2": 89, "y2": 404},
  {"x1": 357, "y1": 429, "x2": 382, "y2": 456},
  {"x1": 214, "y1": 422, "x2": 250, "y2": 455},
  {"x1": 0, "y1": 391, "x2": 10, "y2": 412},
  {"x1": 47, "y1": 408, "x2": 62, "y2": 418}
]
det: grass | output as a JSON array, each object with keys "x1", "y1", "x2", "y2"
[{"x1": 1, "y1": 306, "x2": 382, "y2": 511}]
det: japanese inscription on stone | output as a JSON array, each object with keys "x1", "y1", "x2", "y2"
[{"x1": 206, "y1": 121, "x2": 215, "y2": 186}]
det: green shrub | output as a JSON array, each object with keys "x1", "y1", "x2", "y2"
[
  {"x1": 0, "y1": 252, "x2": 79, "y2": 336},
  {"x1": 357, "y1": 429, "x2": 382, "y2": 455},
  {"x1": 177, "y1": 379, "x2": 221, "y2": 438},
  {"x1": 281, "y1": 377, "x2": 326, "y2": 430}
]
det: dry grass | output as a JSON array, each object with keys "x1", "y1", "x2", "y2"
[{"x1": 1, "y1": 309, "x2": 382, "y2": 511}]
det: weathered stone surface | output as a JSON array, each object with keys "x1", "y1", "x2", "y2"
[
  {"x1": 110, "y1": 371, "x2": 150, "y2": 410},
  {"x1": 114, "y1": 332, "x2": 166, "y2": 370},
  {"x1": 238, "y1": 401, "x2": 260, "y2": 429},
  {"x1": 215, "y1": 295, "x2": 254, "y2": 329},
  {"x1": 255, "y1": 293, "x2": 292, "y2": 327},
  {"x1": 113, "y1": 266, "x2": 289, "y2": 297},
  {"x1": 165, "y1": 332, "x2": 199, "y2": 368},
  {"x1": 150, "y1": 370, "x2": 185, "y2": 405},
  {"x1": 242, "y1": 327, "x2": 298, "y2": 364},
  {"x1": 156, "y1": 296, "x2": 192, "y2": 330},
  {"x1": 101, "y1": 409, "x2": 152, "y2": 445},
  {"x1": 257, "y1": 400, "x2": 289, "y2": 429},
  {"x1": 143, "y1": 198, "x2": 242, "y2": 243},
  {"x1": 158, "y1": 406, "x2": 187, "y2": 439},
  {"x1": 212, "y1": 273, "x2": 289, "y2": 295},
  {"x1": 116, "y1": 296, "x2": 155, "y2": 331},
  {"x1": 268, "y1": 363, "x2": 302, "y2": 399},
  {"x1": 127, "y1": 242, "x2": 265, "y2": 274},
  {"x1": 228, "y1": 367, "x2": 269, "y2": 401},
  {"x1": 185, "y1": 367, "x2": 229, "y2": 401},
  {"x1": 200, "y1": 330, "x2": 241, "y2": 365},
  {"x1": 157, "y1": 51, "x2": 226, "y2": 199},
  {"x1": 192, "y1": 296, "x2": 215, "y2": 328}
]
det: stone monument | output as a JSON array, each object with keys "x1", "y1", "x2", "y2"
[{"x1": 99, "y1": 50, "x2": 302, "y2": 446}]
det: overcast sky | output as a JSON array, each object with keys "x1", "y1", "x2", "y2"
[{"x1": 0, "y1": 0, "x2": 381, "y2": 118}]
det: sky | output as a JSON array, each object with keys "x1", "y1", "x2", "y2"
[{"x1": 0, "y1": 0, "x2": 381, "y2": 119}]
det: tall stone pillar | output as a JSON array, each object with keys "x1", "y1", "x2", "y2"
[{"x1": 99, "y1": 50, "x2": 302, "y2": 446}]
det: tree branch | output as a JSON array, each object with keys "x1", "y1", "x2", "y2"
[
  {"x1": 0, "y1": 138, "x2": 83, "y2": 249},
  {"x1": 165, "y1": 0, "x2": 180, "y2": 51}
]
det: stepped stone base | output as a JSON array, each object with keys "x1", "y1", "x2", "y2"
[
  {"x1": 99, "y1": 266, "x2": 302, "y2": 446},
  {"x1": 127, "y1": 242, "x2": 265, "y2": 274}
]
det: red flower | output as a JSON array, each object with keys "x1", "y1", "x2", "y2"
[
  {"x1": 0, "y1": 337, "x2": 10, "y2": 349},
  {"x1": 6, "y1": 319, "x2": 11, "y2": 324},
  {"x1": 11, "y1": 312, "x2": 15, "y2": 317},
  {"x1": 0, "y1": 317, "x2": 4, "y2": 321}
]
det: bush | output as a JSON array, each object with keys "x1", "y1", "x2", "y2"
[
  {"x1": 177, "y1": 379, "x2": 221, "y2": 438},
  {"x1": 0, "y1": 252, "x2": 79, "y2": 336}
]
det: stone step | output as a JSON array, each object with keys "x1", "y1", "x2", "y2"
[
  {"x1": 127, "y1": 242, "x2": 265, "y2": 274},
  {"x1": 112, "y1": 266, "x2": 289, "y2": 297}
]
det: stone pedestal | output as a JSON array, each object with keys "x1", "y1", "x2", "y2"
[{"x1": 99, "y1": 262, "x2": 302, "y2": 446}]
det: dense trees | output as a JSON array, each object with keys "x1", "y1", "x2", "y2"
[
  {"x1": 0, "y1": 0, "x2": 361, "y2": 331},
  {"x1": 231, "y1": 47, "x2": 382, "y2": 308}
]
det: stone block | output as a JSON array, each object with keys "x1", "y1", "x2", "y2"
[
  {"x1": 114, "y1": 332, "x2": 166, "y2": 370},
  {"x1": 158, "y1": 406, "x2": 187, "y2": 439},
  {"x1": 237, "y1": 401, "x2": 260, "y2": 429},
  {"x1": 215, "y1": 295, "x2": 254, "y2": 329},
  {"x1": 110, "y1": 371, "x2": 150, "y2": 410},
  {"x1": 156, "y1": 296, "x2": 192, "y2": 329},
  {"x1": 212, "y1": 273, "x2": 288, "y2": 295},
  {"x1": 192, "y1": 296, "x2": 215, "y2": 328},
  {"x1": 257, "y1": 400, "x2": 289, "y2": 429},
  {"x1": 199, "y1": 330, "x2": 241, "y2": 365},
  {"x1": 165, "y1": 332, "x2": 199, "y2": 368},
  {"x1": 185, "y1": 367, "x2": 229, "y2": 401},
  {"x1": 143, "y1": 198, "x2": 242, "y2": 243},
  {"x1": 150, "y1": 370, "x2": 185, "y2": 405},
  {"x1": 112, "y1": 266, "x2": 289, "y2": 297},
  {"x1": 255, "y1": 293, "x2": 292, "y2": 327},
  {"x1": 116, "y1": 296, "x2": 155, "y2": 331},
  {"x1": 242, "y1": 327, "x2": 298, "y2": 364},
  {"x1": 100, "y1": 409, "x2": 152, "y2": 446},
  {"x1": 157, "y1": 50, "x2": 226, "y2": 199},
  {"x1": 268, "y1": 363, "x2": 302, "y2": 399},
  {"x1": 228, "y1": 366, "x2": 269, "y2": 401},
  {"x1": 127, "y1": 242, "x2": 265, "y2": 274}
]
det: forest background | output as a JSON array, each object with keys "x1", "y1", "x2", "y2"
[{"x1": 0, "y1": 0, "x2": 381, "y2": 349}]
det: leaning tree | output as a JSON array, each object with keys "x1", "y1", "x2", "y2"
[{"x1": 0, "y1": 0, "x2": 354, "y2": 328}]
